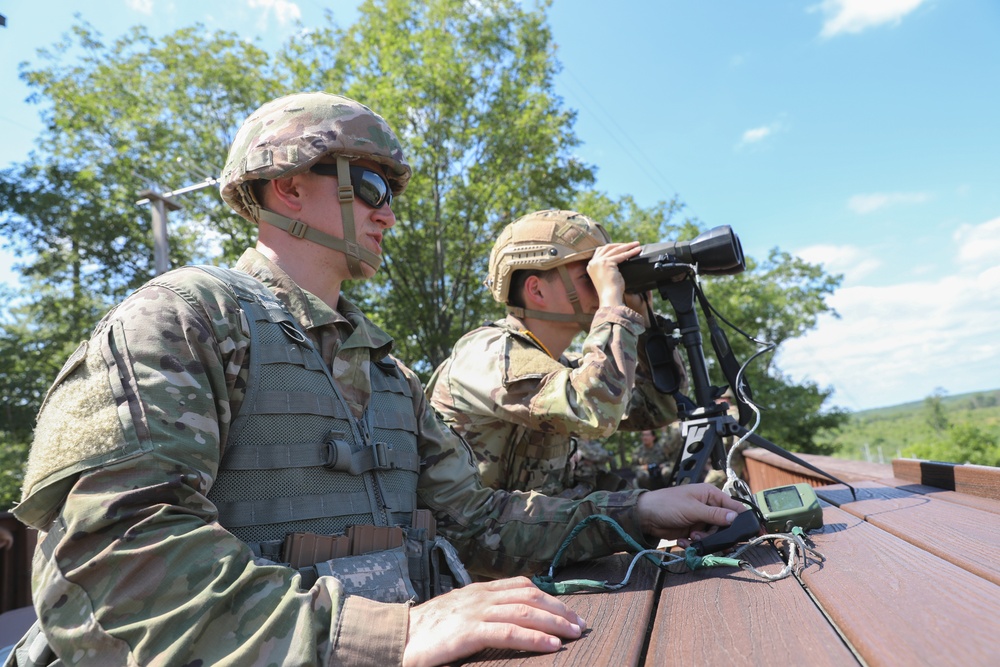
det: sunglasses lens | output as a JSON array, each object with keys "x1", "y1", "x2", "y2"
[
  {"x1": 310, "y1": 163, "x2": 393, "y2": 209},
  {"x1": 355, "y1": 167, "x2": 391, "y2": 209}
]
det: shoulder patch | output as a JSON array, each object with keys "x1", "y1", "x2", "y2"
[{"x1": 504, "y1": 335, "x2": 566, "y2": 383}]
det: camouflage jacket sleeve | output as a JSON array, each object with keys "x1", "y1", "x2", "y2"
[
  {"x1": 15, "y1": 269, "x2": 407, "y2": 667},
  {"x1": 438, "y1": 306, "x2": 651, "y2": 440},
  {"x1": 408, "y1": 358, "x2": 652, "y2": 579}
]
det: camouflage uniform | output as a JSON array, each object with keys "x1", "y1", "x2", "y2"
[
  {"x1": 11, "y1": 94, "x2": 653, "y2": 666},
  {"x1": 428, "y1": 209, "x2": 685, "y2": 499},
  {"x1": 570, "y1": 438, "x2": 618, "y2": 494},
  {"x1": 633, "y1": 436, "x2": 672, "y2": 468},
  {"x1": 12, "y1": 250, "x2": 652, "y2": 666},
  {"x1": 428, "y1": 310, "x2": 682, "y2": 497},
  {"x1": 631, "y1": 429, "x2": 680, "y2": 490}
]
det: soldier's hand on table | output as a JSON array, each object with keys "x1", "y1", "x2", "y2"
[
  {"x1": 403, "y1": 576, "x2": 585, "y2": 667},
  {"x1": 636, "y1": 483, "x2": 746, "y2": 542}
]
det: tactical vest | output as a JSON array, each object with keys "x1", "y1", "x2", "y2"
[
  {"x1": 0, "y1": 268, "x2": 474, "y2": 667},
  {"x1": 199, "y1": 266, "x2": 468, "y2": 601}
]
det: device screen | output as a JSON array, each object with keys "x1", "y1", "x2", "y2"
[{"x1": 763, "y1": 486, "x2": 803, "y2": 512}]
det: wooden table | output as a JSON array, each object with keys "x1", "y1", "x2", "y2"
[{"x1": 463, "y1": 459, "x2": 1000, "y2": 666}]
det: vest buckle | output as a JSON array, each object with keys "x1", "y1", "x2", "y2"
[
  {"x1": 374, "y1": 441, "x2": 391, "y2": 469},
  {"x1": 324, "y1": 434, "x2": 353, "y2": 471}
]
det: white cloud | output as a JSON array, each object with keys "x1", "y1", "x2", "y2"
[
  {"x1": 742, "y1": 126, "x2": 771, "y2": 144},
  {"x1": 847, "y1": 191, "x2": 930, "y2": 214},
  {"x1": 247, "y1": 0, "x2": 302, "y2": 27},
  {"x1": 796, "y1": 244, "x2": 882, "y2": 283},
  {"x1": 737, "y1": 120, "x2": 784, "y2": 149},
  {"x1": 127, "y1": 0, "x2": 155, "y2": 14},
  {"x1": 812, "y1": 0, "x2": 928, "y2": 38},
  {"x1": 778, "y1": 216, "x2": 1000, "y2": 411},
  {"x1": 954, "y1": 216, "x2": 1000, "y2": 269}
]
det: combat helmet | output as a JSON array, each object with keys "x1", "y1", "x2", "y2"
[
  {"x1": 485, "y1": 209, "x2": 611, "y2": 325},
  {"x1": 220, "y1": 92, "x2": 411, "y2": 278}
]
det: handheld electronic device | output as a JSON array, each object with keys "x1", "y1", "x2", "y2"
[
  {"x1": 753, "y1": 483, "x2": 823, "y2": 533},
  {"x1": 689, "y1": 509, "x2": 761, "y2": 556}
]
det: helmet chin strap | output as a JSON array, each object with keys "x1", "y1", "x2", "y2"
[
  {"x1": 334, "y1": 156, "x2": 371, "y2": 279},
  {"x1": 251, "y1": 155, "x2": 380, "y2": 279},
  {"x1": 506, "y1": 265, "x2": 596, "y2": 330}
]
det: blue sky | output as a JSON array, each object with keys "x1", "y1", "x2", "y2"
[{"x1": 1, "y1": 0, "x2": 998, "y2": 412}]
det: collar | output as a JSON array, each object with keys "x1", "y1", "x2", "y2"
[{"x1": 234, "y1": 248, "x2": 394, "y2": 357}]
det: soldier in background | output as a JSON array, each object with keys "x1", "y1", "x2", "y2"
[
  {"x1": 8, "y1": 93, "x2": 744, "y2": 667},
  {"x1": 632, "y1": 428, "x2": 679, "y2": 490},
  {"x1": 565, "y1": 437, "x2": 626, "y2": 498},
  {"x1": 427, "y1": 210, "x2": 688, "y2": 499}
]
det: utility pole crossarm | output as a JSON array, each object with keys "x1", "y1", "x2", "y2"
[{"x1": 136, "y1": 175, "x2": 218, "y2": 276}]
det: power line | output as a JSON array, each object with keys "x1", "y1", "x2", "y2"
[{"x1": 560, "y1": 64, "x2": 704, "y2": 221}]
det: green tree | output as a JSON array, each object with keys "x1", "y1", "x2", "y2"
[
  {"x1": 903, "y1": 422, "x2": 1000, "y2": 467},
  {"x1": 0, "y1": 19, "x2": 284, "y2": 295},
  {"x1": 924, "y1": 387, "x2": 950, "y2": 433},
  {"x1": 281, "y1": 0, "x2": 594, "y2": 372}
]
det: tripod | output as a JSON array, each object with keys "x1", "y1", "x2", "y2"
[{"x1": 641, "y1": 267, "x2": 855, "y2": 497}]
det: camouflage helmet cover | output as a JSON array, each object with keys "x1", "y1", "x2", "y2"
[
  {"x1": 220, "y1": 92, "x2": 412, "y2": 222},
  {"x1": 486, "y1": 209, "x2": 611, "y2": 304}
]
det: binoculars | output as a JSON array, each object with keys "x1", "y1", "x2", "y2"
[{"x1": 619, "y1": 225, "x2": 746, "y2": 293}]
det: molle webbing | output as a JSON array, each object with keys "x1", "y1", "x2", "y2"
[
  {"x1": 218, "y1": 433, "x2": 420, "y2": 474},
  {"x1": 213, "y1": 490, "x2": 415, "y2": 529},
  {"x1": 198, "y1": 265, "x2": 420, "y2": 545}
]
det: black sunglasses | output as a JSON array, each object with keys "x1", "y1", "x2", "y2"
[{"x1": 309, "y1": 163, "x2": 393, "y2": 209}]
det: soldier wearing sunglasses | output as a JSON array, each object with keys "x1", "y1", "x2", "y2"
[{"x1": 10, "y1": 92, "x2": 743, "y2": 667}]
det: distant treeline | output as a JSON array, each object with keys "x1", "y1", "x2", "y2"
[{"x1": 816, "y1": 389, "x2": 1000, "y2": 466}]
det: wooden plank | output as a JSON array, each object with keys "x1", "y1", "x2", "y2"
[
  {"x1": 743, "y1": 449, "x2": 892, "y2": 493},
  {"x1": 800, "y1": 503, "x2": 1000, "y2": 666},
  {"x1": 815, "y1": 480, "x2": 1000, "y2": 585},
  {"x1": 892, "y1": 458, "x2": 1000, "y2": 501},
  {"x1": 648, "y1": 543, "x2": 857, "y2": 666},
  {"x1": 874, "y1": 475, "x2": 1000, "y2": 515},
  {"x1": 463, "y1": 553, "x2": 660, "y2": 667}
]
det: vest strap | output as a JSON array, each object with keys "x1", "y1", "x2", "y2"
[
  {"x1": 215, "y1": 490, "x2": 416, "y2": 528},
  {"x1": 216, "y1": 435, "x2": 420, "y2": 473}
]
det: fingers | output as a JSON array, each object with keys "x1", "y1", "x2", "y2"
[
  {"x1": 479, "y1": 577, "x2": 586, "y2": 632},
  {"x1": 589, "y1": 242, "x2": 641, "y2": 308},
  {"x1": 637, "y1": 483, "x2": 745, "y2": 540},
  {"x1": 403, "y1": 578, "x2": 586, "y2": 667},
  {"x1": 593, "y1": 241, "x2": 641, "y2": 261}
]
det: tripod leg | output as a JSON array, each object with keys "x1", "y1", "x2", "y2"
[{"x1": 668, "y1": 418, "x2": 727, "y2": 487}]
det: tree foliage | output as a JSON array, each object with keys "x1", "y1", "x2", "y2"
[
  {"x1": 281, "y1": 0, "x2": 594, "y2": 372},
  {"x1": 0, "y1": 1, "x2": 856, "y2": 508},
  {"x1": 817, "y1": 389, "x2": 1000, "y2": 465},
  {"x1": 0, "y1": 19, "x2": 284, "y2": 295},
  {"x1": 903, "y1": 422, "x2": 1000, "y2": 467}
]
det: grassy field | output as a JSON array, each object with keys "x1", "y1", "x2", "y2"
[{"x1": 816, "y1": 388, "x2": 1000, "y2": 465}]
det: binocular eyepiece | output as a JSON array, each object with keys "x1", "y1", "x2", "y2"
[{"x1": 619, "y1": 225, "x2": 746, "y2": 293}]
